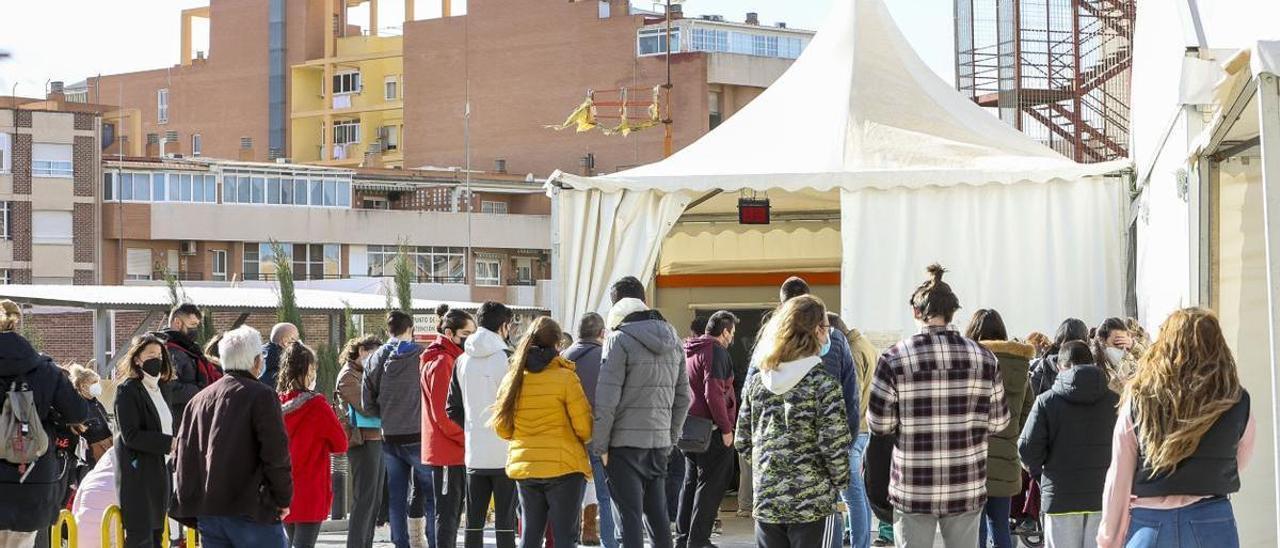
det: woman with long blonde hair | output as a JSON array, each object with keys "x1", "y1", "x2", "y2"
[
  {"x1": 737, "y1": 295, "x2": 851, "y2": 548},
  {"x1": 488, "y1": 316, "x2": 592, "y2": 548},
  {"x1": 1097, "y1": 308, "x2": 1255, "y2": 548}
]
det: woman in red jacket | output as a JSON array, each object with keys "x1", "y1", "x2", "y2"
[
  {"x1": 421, "y1": 304, "x2": 476, "y2": 548},
  {"x1": 277, "y1": 341, "x2": 348, "y2": 548}
]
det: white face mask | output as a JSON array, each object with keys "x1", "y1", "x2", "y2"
[
  {"x1": 88, "y1": 383, "x2": 102, "y2": 398},
  {"x1": 1104, "y1": 347, "x2": 1127, "y2": 364},
  {"x1": 307, "y1": 375, "x2": 317, "y2": 392}
]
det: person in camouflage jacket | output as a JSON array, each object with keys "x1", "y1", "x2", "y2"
[{"x1": 736, "y1": 295, "x2": 852, "y2": 548}]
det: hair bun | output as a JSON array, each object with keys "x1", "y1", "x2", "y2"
[
  {"x1": 926, "y1": 263, "x2": 947, "y2": 283},
  {"x1": 435, "y1": 304, "x2": 450, "y2": 316}
]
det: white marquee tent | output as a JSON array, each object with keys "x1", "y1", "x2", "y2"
[
  {"x1": 1130, "y1": 0, "x2": 1280, "y2": 543},
  {"x1": 549, "y1": 0, "x2": 1130, "y2": 337}
]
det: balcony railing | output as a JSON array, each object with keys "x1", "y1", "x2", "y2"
[
  {"x1": 241, "y1": 272, "x2": 351, "y2": 282},
  {"x1": 154, "y1": 271, "x2": 204, "y2": 282}
]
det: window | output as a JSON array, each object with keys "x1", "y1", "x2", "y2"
[
  {"x1": 103, "y1": 172, "x2": 115, "y2": 200},
  {"x1": 126, "y1": 249, "x2": 153, "y2": 281},
  {"x1": 752, "y1": 34, "x2": 779, "y2": 57},
  {"x1": 242, "y1": 243, "x2": 259, "y2": 280},
  {"x1": 0, "y1": 133, "x2": 10, "y2": 174},
  {"x1": 333, "y1": 71, "x2": 362, "y2": 95},
  {"x1": 32, "y1": 211, "x2": 73, "y2": 245},
  {"x1": 153, "y1": 173, "x2": 167, "y2": 202},
  {"x1": 211, "y1": 250, "x2": 227, "y2": 281},
  {"x1": 334, "y1": 121, "x2": 360, "y2": 145},
  {"x1": 384, "y1": 76, "x2": 398, "y2": 100},
  {"x1": 0, "y1": 269, "x2": 9, "y2": 285},
  {"x1": 480, "y1": 201, "x2": 508, "y2": 214},
  {"x1": 637, "y1": 28, "x2": 680, "y2": 56},
  {"x1": 690, "y1": 28, "x2": 729, "y2": 52},
  {"x1": 0, "y1": 202, "x2": 8, "y2": 240},
  {"x1": 475, "y1": 258, "x2": 501, "y2": 287},
  {"x1": 363, "y1": 197, "x2": 389, "y2": 210},
  {"x1": 598, "y1": 0, "x2": 610, "y2": 18},
  {"x1": 32, "y1": 143, "x2": 73, "y2": 178},
  {"x1": 245, "y1": 242, "x2": 339, "y2": 281},
  {"x1": 157, "y1": 88, "x2": 169, "y2": 124},
  {"x1": 515, "y1": 257, "x2": 534, "y2": 284},
  {"x1": 379, "y1": 125, "x2": 399, "y2": 151},
  {"x1": 366, "y1": 245, "x2": 465, "y2": 283},
  {"x1": 709, "y1": 90, "x2": 723, "y2": 129},
  {"x1": 192, "y1": 133, "x2": 202, "y2": 156}
]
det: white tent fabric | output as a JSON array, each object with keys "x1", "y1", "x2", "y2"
[
  {"x1": 550, "y1": 0, "x2": 1130, "y2": 331},
  {"x1": 554, "y1": 0, "x2": 1126, "y2": 194}
]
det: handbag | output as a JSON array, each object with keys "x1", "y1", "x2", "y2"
[{"x1": 677, "y1": 414, "x2": 715, "y2": 453}]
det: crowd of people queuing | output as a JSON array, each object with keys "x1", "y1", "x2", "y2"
[{"x1": 0, "y1": 261, "x2": 1257, "y2": 548}]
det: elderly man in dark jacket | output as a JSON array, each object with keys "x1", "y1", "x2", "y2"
[
  {"x1": 172, "y1": 325, "x2": 292, "y2": 547},
  {"x1": 0, "y1": 311, "x2": 87, "y2": 546}
]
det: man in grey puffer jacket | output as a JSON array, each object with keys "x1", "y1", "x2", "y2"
[{"x1": 591, "y1": 276, "x2": 691, "y2": 548}]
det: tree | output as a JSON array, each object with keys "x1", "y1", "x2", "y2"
[
  {"x1": 270, "y1": 240, "x2": 305, "y2": 340},
  {"x1": 393, "y1": 244, "x2": 414, "y2": 314},
  {"x1": 315, "y1": 343, "x2": 340, "y2": 399}
]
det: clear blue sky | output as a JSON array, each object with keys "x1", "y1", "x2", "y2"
[{"x1": 0, "y1": 0, "x2": 955, "y2": 97}]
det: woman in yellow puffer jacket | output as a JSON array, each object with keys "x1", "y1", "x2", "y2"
[{"x1": 489, "y1": 316, "x2": 593, "y2": 548}]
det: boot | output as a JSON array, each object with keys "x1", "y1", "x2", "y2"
[
  {"x1": 408, "y1": 516, "x2": 428, "y2": 548},
  {"x1": 581, "y1": 504, "x2": 601, "y2": 546}
]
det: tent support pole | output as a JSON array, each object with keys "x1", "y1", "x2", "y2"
[
  {"x1": 1255, "y1": 71, "x2": 1280, "y2": 542},
  {"x1": 92, "y1": 308, "x2": 111, "y2": 378},
  {"x1": 683, "y1": 189, "x2": 723, "y2": 213}
]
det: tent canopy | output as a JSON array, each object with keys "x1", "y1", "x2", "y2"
[{"x1": 552, "y1": 0, "x2": 1127, "y2": 194}]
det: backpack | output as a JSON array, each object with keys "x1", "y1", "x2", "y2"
[{"x1": 0, "y1": 376, "x2": 50, "y2": 476}]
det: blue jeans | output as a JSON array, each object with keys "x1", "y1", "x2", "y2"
[
  {"x1": 197, "y1": 515, "x2": 287, "y2": 548},
  {"x1": 592, "y1": 455, "x2": 621, "y2": 548},
  {"x1": 1126, "y1": 497, "x2": 1238, "y2": 548},
  {"x1": 383, "y1": 442, "x2": 437, "y2": 548},
  {"x1": 846, "y1": 433, "x2": 872, "y2": 548},
  {"x1": 980, "y1": 496, "x2": 1013, "y2": 548}
]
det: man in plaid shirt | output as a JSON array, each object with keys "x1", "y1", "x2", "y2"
[{"x1": 868, "y1": 265, "x2": 1010, "y2": 548}]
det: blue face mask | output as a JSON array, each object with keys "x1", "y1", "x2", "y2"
[{"x1": 819, "y1": 329, "x2": 832, "y2": 357}]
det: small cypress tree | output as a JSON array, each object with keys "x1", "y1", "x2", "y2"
[
  {"x1": 393, "y1": 245, "x2": 414, "y2": 314},
  {"x1": 271, "y1": 240, "x2": 306, "y2": 340},
  {"x1": 315, "y1": 343, "x2": 340, "y2": 398}
]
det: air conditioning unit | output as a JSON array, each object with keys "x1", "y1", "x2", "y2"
[
  {"x1": 367, "y1": 141, "x2": 383, "y2": 154},
  {"x1": 180, "y1": 241, "x2": 198, "y2": 256}
]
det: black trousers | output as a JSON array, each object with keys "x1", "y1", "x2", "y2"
[
  {"x1": 122, "y1": 527, "x2": 163, "y2": 548},
  {"x1": 516, "y1": 473, "x2": 586, "y2": 548},
  {"x1": 675, "y1": 432, "x2": 734, "y2": 548},
  {"x1": 465, "y1": 469, "x2": 518, "y2": 548},
  {"x1": 285, "y1": 522, "x2": 323, "y2": 548},
  {"x1": 347, "y1": 440, "x2": 386, "y2": 548},
  {"x1": 755, "y1": 516, "x2": 840, "y2": 548},
  {"x1": 431, "y1": 465, "x2": 467, "y2": 548},
  {"x1": 605, "y1": 447, "x2": 674, "y2": 548}
]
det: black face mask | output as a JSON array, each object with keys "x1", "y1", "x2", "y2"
[
  {"x1": 457, "y1": 336, "x2": 469, "y2": 349},
  {"x1": 185, "y1": 328, "x2": 199, "y2": 340},
  {"x1": 141, "y1": 358, "x2": 163, "y2": 377}
]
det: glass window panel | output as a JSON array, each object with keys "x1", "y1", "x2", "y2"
[
  {"x1": 324, "y1": 244, "x2": 340, "y2": 276},
  {"x1": 237, "y1": 177, "x2": 251, "y2": 203},
  {"x1": 120, "y1": 174, "x2": 133, "y2": 200},
  {"x1": 310, "y1": 180, "x2": 323, "y2": 206},
  {"x1": 337, "y1": 181, "x2": 351, "y2": 207},
  {"x1": 267, "y1": 178, "x2": 281, "y2": 205},
  {"x1": 251, "y1": 177, "x2": 265, "y2": 204},
  {"x1": 323, "y1": 180, "x2": 337, "y2": 206},
  {"x1": 281, "y1": 178, "x2": 294, "y2": 204},
  {"x1": 103, "y1": 173, "x2": 115, "y2": 201},
  {"x1": 152, "y1": 174, "x2": 166, "y2": 202},
  {"x1": 134, "y1": 175, "x2": 150, "y2": 201},
  {"x1": 295, "y1": 179, "x2": 308, "y2": 205},
  {"x1": 179, "y1": 174, "x2": 191, "y2": 201},
  {"x1": 205, "y1": 176, "x2": 217, "y2": 202},
  {"x1": 223, "y1": 176, "x2": 236, "y2": 203}
]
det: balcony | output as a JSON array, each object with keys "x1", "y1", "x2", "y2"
[{"x1": 154, "y1": 271, "x2": 204, "y2": 282}]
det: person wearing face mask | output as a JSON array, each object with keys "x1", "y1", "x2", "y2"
[
  {"x1": 1092, "y1": 318, "x2": 1141, "y2": 393},
  {"x1": 262, "y1": 323, "x2": 300, "y2": 391},
  {"x1": 114, "y1": 334, "x2": 176, "y2": 548},
  {"x1": 278, "y1": 341, "x2": 348, "y2": 548},
  {"x1": 337, "y1": 335, "x2": 386, "y2": 548},
  {"x1": 69, "y1": 364, "x2": 113, "y2": 468},
  {"x1": 160, "y1": 304, "x2": 220, "y2": 423},
  {"x1": 420, "y1": 304, "x2": 476, "y2": 548},
  {"x1": 676, "y1": 311, "x2": 739, "y2": 548}
]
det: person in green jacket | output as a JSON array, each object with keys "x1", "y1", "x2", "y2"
[{"x1": 965, "y1": 309, "x2": 1034, "y2": 548}]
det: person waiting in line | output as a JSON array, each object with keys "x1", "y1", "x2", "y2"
[
  {"x1": 563, "y1": 312, "x2": 619, "y2": 548},
  {"x1": 965, "y1": 309, "x2": 1035, "y2": 548},
  {"x1": 448, "y1": 302, "x2": 519, "y2": 548},
  {"x1": 72, "y1": 447, "x2": 119, "y2": 548},
  {"x1": 0, "y1": 300, "x2": 88, "y2": 548},
  {"x1": 1097, "y1": 308, "x2": 1255, "y2": 548},
  {"x1": 592, "y1": 276, "x2": 691, "y2": 548},
  {"x1": 1092, "y1": 317, "x2": 1141, "y2": 393},
  {"x1": 676, "y1": 311, "x2": 740, "y2": 548},
  {"x1": 831, "y1": 313, "x2": 880, "y2": 548},
  {"x1": 337, "y1": 335, "x2": 385, "y2": 548},
  {"x1": 114, "y1": 334, "x2": 176, "y2": 548},
  {"x1": 1019, "y1": 341, "x2": 1118, "y2": 547},
  {"x1": 68, "y1": 363, "x2": 113, "y2": 468},
  {"x1": 1030, "y1": 319, "x2": 1088, "y2": 396},
  {"x1": 260, "y1": 322, "x2": 299, "y2": 391},
  {"x1": 160, "y1": 303, "x2": 220, "y2": 422},
  {"x1": 363, "y1": 311, "x2": 436, "y2": 548},
  {"x1": 868, "y1": 265, "x2": 1010, "y2": 547},
  {"x1": 490, "y1": 317, "x2": 594, "y2": 548},
  {"x1": 737, "y1": 295, "x2": 851, "y2": 548},
  {"x1": 171, "y1": 326, "x2": 293, "y2": 547},
  {"x1": 421, "y1": 305, "x2": 475, "y2": 548},
  {"x1": 278, "y1": 341, "x2": 348, "y2": 548}
]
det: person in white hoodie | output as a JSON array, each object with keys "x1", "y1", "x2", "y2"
[
  {"x1": 446, "y1": 302, "x2": 517, "y2": 548},
  {"x1": 736, "y1": 294, "x2": 852, "y2": 548}
]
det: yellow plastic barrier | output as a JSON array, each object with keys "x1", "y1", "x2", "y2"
[
  {"x1": 50, "y1": 509, "x2": 77, "y2": 548},
  {"x1": 101, "y1": 505, "x2": 124, "y2": 548}
]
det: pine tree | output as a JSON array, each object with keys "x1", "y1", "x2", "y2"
[{"x1": 271, "y1": 240, "x2": 306, "y2": 340}]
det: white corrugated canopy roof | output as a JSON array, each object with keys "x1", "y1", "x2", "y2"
[{"x1": 0, "y1": 285, "x2": 546, "y2": 313}]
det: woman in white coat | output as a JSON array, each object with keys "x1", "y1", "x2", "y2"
[{"x1": 446, "y1": 302, "x2": 517, "y2": 548}]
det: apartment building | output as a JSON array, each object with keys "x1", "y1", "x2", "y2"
[
  {"x1": 84, "y1": 0, "x2": 812, "y2": 177},
  {"x1": 0, "y1": 107, "x2": 102, "y2": 285},
  {"x1": 101, "y1": 156, "x2": 552, "y2": 306}
]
